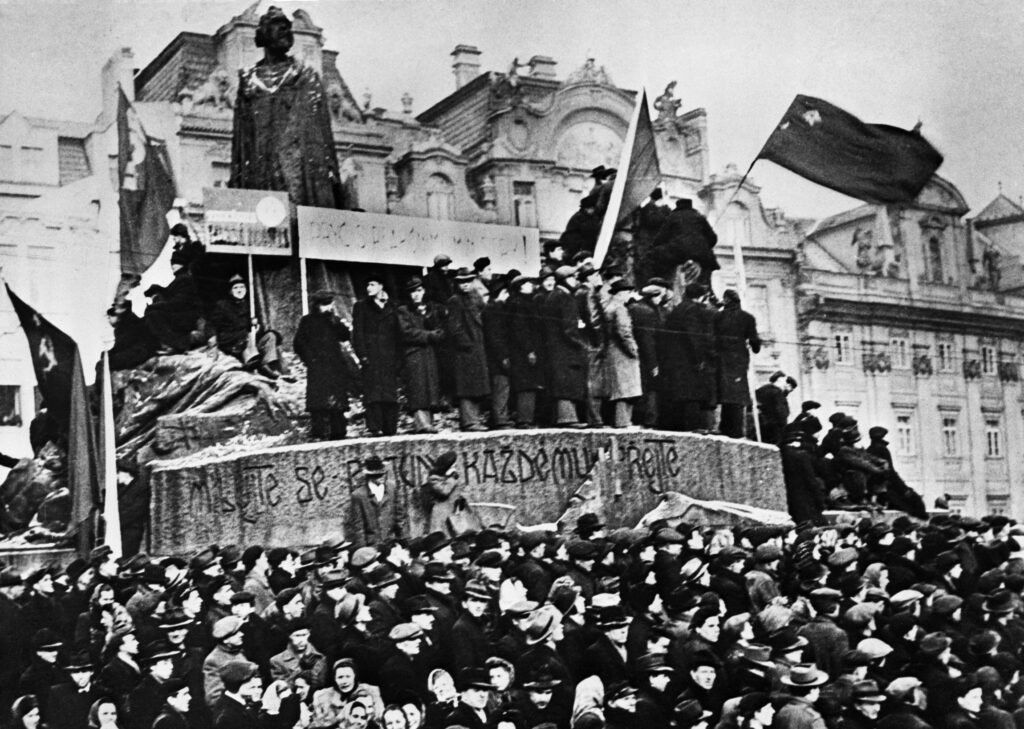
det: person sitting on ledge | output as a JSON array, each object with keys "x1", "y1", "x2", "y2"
[{"x1": 211, "y1": 274, "x2": 290, "y2": 380}]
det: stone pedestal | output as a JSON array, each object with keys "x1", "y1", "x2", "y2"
[{"x1": 149, "y1": 428, "x2": 784, "y2": 553}]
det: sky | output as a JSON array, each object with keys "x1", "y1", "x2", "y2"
[{"x1": 2, "y1": 0, "x2": 1023, "y2": 220}]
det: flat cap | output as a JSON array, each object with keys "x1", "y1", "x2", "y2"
[
  {"x1": 388, "y1": 623, "x2": 424, "y2": 642},
  {"x1": 211, "y1": 616, "x2": 243, "y2": 641}
]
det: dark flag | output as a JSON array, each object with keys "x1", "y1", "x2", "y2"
[
  {"x1": 5, "y1": 285, "x2": 100, "y2": 537},
  {"x1": 118, "y1": 87, "x2": 177, "y2": 279},
  {"x1": 758, "y1": 94, "x2": 943, "y2": 204},
  {"x1": 594, "y1": 88, "x2": 661, "y2": 265}
]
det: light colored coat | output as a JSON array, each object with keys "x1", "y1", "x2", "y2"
[{"x1": 601, "y1": 292, "x2": 642, "y2": 401}]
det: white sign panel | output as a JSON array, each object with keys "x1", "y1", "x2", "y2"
[
  {"x1": 298, "y1": 207, "x2": 540, "y2": 271},
  {"x1": 202, "y1": 188, "x2": 293, "y2": 256}
]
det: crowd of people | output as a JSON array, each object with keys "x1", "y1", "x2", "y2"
[{"x1": 1, "y1": 466, "x2": 1022, "y2": 729}]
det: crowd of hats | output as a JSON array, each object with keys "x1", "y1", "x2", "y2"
[{"x1": 4, "y1": 507, "x2": 1024, "y2": 728}]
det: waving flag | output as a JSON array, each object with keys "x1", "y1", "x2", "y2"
[{"x1": 758, "y1": 95, "x2": 943, "y2": 204}]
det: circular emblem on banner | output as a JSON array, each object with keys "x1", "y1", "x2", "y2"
[{"x1": 255, "y1": 196, "x2": 288, "y2": 228}]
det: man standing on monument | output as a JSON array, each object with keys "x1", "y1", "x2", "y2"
[
  {"x1": 229, "y1": 6, "x2": 345, "y2": 209},
  {"x1": 445, "y1": 268, "x2": 491, "y2": 432},
  {"x1": 353, "y1": 275, "x2": 402, "y2": 437},
  {"x1": 714, "y1": 289, "x2": 761, "y2": 438},
  {"x1": 649, "y1": 199, "x2": 719, "y2": 287},
  {"x1": 293, "y1": 291, "x2": 351, "y2": 441},
  {"x1": 347, "y1": 457, "x2": 407, "y2": 549}
]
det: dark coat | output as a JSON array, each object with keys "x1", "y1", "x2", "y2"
[
  {"x1": 424, "y1": 268, "x2": 456, "y2": 308},
  {"x1": 451, "y1": 612, "x2": 491, "y2": 670},
  {"x1": 101, "y1": 654, "x2": 143, "y2": 705},
  {"x1": 658, "y1": 298, "x2": 716, "y2": 403},
  {"x1": 714, "y1": 303, "x2": 761, "y2": 404},
  {"x1": 397, "y1": 302, "x2": 444, "y2": 410},
  {"x1": 345, "y1": 483, "x2": 408, "y2": 548},
  {"x1": 108, "y1": 309, "x2": 158, "y2": 370},
  {"x1": 144, "y1": 270, "x2": 204, "y2": 352},
  {"x1": 445, "y1": 290, "x2": 491, "y2": 398},
  {"x1": 781, "y1": 442, "x2": 827, "y2": 524},
  {"x1": 128, "y1": 673, "x2": 169, "y2": 729},
  {"x1": 211, "y1": 695, "x2": 258, "y2": 729},
  {"x1": 444, "y1": 702, "x2": 491, "y2": 729},
  {"x1": 581, "y1": 634, "x2": 631, "y2": 686},
  {"x1": 379, "y1": 651, "x2": 432, "y2": 705},
  {"x1": 628, "y1": 298, "x2": 662, "y2": 391},
  {"x1": 505, "y1": 293, "x2": 545, "y2": 393},
  {"x1": 293, "y1": 310, "x2": 351, "y2": 411},
  {"x1": 482, "y1": 298, "x2": 511, "y2": 377},
  {"x1": 559, "y1": 208, "x2": 601, "y2": 258},
  {"x1": 798, "y1": 615, "x2": 849, "y2": 678},
  {"x1": 48, "y1": 682, "x2": 103, "y2": 729},
  {"x1": 210, "y1": 296, "x2": 252, "y2": 357},
  {"x1": 543, "y1": 286, "x2": 589, "y2": 401},
  {"x1": 352, "y1": 299, "x2": 401, "y2": 403},
  {"x1": 153, "y1": 705, "x2": 192, "y2": 729},
  {"x1": 650, "y1": 207, "x2": 719, "y2": 273}
]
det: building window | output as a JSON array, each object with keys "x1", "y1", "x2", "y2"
[
  {"x1": 211, "y1": 161, "x2": 230, "y2": 188},
  {"x1": 834, "y1": 334, "x2": 852, "y2": 364},
  {"x1": 927, "y1": 236, "x2": 943, "y2": 283},
  {"x1": 981, "y1": 345, "x2": 997, "y2": 376},
  {"x1": 513, "y1": 182, "x2": 537, "y2": 228},
  {"x1": 721, "y1": 202, "x2": 752, "y2": 250},
  {"x1": 890, "y1": 338, "x2": 909, "y2": 369},
  {"x1": 426, "y1": 173, "x2": 455, "y2": 221},
  {"x1": 20, "y1": 145, "x2": 46, "y2": 182},
  {"x1": 988, "y1": 497, "x2": 1009, "y2": 516},
  {"x1": 985, "y1": 418, "x2": 1003, "y2": 458},
  {"x1": 937, "y1": 341, "x2": 955, "y2": 372},
  {"x1": 941, "y1": 416, "x2": 959, "y2": 457},
  {"x1": 0, "y1": 386, "x2": 21, "y2": 427},
  {"x1": 895, "y1": 414, "x2": 914, "y2": 456}
]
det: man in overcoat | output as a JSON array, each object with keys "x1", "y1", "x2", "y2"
[
  {"x1": 628, "y1": 280, "x2": 667, "y2": 428},
  {"x1": 714, "y1": 289, "x2": 761, "y2": 438},
  {"x1": 346, "y1": 457, "x2": 408, "y2": 550},
  {"x1": 293, "y1": 291, "x2": 351, "y2": 441},
  {"x1": 482, "y1": 278, "x2": 514, "y2": 429},
  {"x1": 544, "y1": 266, "x2": 589, "y2": 427},
  {"x1": 505, "y1": 276, "x2": 544, "y2": 427},
  {"x1": 649, "y1": 198, "x2": 719, "y2": 285},
  {"x1": 352, "y1": 275, "x2": 401, "y2": 436},
  {"x1": 658, "y1": 283, "x2": 717, "y2": 432},
  {"x1": 445, "y1": 268, "x2": 491, "y2": 431},
  {"x1": 396, "y1": 278, "x2": 445, "y2": 434}
]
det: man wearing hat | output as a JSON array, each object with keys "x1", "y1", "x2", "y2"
[
  {"x1": 424, "y1": 253, "x2": 456, "y2": 306},
  {"x1": 840, "y1": 679, "x2": 886, "y2": 728},
  {"x1": 103, "y1": 297, "x2": 158, "y2": 371},
  {"x1": 755, "y1": 371, "x2": 795, "y2": 446},
  {"x1": 519, "y1": 671, "x2": 565, "y2": 729},
  {"x1": 353, "y1": 274, "x2": 402, "y2": 436},
  {"x1": 482, "y1": 275, "x2": 517, "y2": 429},
  {"x1": 558, "y1": 193, "x2": 600, "y2": 259},
  {"x1": 293, "y1": 290, "x2": 352, "y2": 441},
  {"x1": 445, "y1": 267, "x2": 491, "y2": 431},
  {"x1": 443, "y1": 667, "x2": 494, "y2": 729},
  {"x1": 152, "y1": 677, "x2": 193, "y2": 729},
  {"x1": 658, "y1": 282, "x2": 717, "y2": 432},
  {"x1": 451, "y1": 581, "x2": 493, "y2": 671},
  {"x1": 543, "y1": 266, "x2": 589, "y2": 427},
  {"x1": 714, "y1": 289, "x2": 762, "y2": 438},
  {"x1": 505, "y1": 274, "x2": 544, "y2": 427},
  {"x1": 143, "y1": 246, "x2": 205, "y2": 354},
  {"x1": 419, "y1": 452, "x2": 461, "y2": 535},
  {"x1": 649, "y1": 197, "x2": 719, "y2": 284},
  {"x1": 601, "y1": 279, "x2": 642, "y2": 427},
  {"x1": 379, "y1": 623, "x2": 430, "y2": 704},
  {"x1": 211, "y1": 273, "x2": 287, "y2": 379},
  {"x1": 397, "y1": 277, "x2": 445, "y2": 434},
  {"x1": 798, "y1": 587, "x2": 849, "y2": 679},
  {"x1": 19, "y1": 628, "x2": 65, "y2": 717},
  {"x1": 128, "y1": 641, "x2": 182, "y2": 729},
  {"x1": 346, "y1": 456, "x2": 407, "y2": 549},
  {"x1": 210, "y1": 659, "x2": 264, "y2": 729},
  {"x1": 583, "y1": 606, "x2": 633, "y2": 686},
  {"x1": 775, "y1": 663, "x2": 829, "y2": 729},
  {"x1": 203, "y1": 616, "x2": 251, "y2": 708},
  {"x1": 633, "y1": 187, "x2": 671, "y2": 284},
  {"x1": 269, "y1": 617, "x2": 327, "y2": 689},
  {"x1": 48, "y1": 651, "x2": 101, "y2": 729},
  {"x1": 626, "y1": 277, "x2": 667, "y2": 427}
]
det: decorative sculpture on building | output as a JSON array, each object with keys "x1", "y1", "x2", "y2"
[
  {"x1": 229, "y1": 6, "x2": 345, "y2": 208},
  {"x1": 566, "y1": 57, "x2": 614, "y2": 86},
  {"x1": 862, "y1": 351, "x2": 892, "y2": 374},
  {"x1": 912, "y1": 353, "x2": 933, "y2": 376},
  {"x1": 653, "y1": 81, "x2": 682, "y2": 123},
  {"x1": 327, "y1": 83, "x2": 363, "y2": 124},
  {"x1": 998, "y1": 360, "x2": 1020, "y2": 383},
  {"x1": 851, "y1": 223, "x2": 900, "y2": 278},
  {"x1": 187, "y1": 68, "x2": 235, "y2": 110},
  {"x1": 963, "y1": 359, "x2": 982, "y2": 380}
]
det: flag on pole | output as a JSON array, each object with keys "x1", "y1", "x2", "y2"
[
  {"x1": 757, "y1": 95, "x2": 943, "y2": 204},
  {"x1": 100, "y1": 352, "x2": 121, "y2": 557},
  {"x1": 118, "y1": 87, "x2": 177, "y2": 279},
  {"x1": 593, "y1": 88, "x2": 661, "y2": 267},
  {"x1": 5, "y1": 285, "x2": 100, "y2": 538}
]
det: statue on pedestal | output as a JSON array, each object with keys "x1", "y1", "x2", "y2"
[{"x1": 229, "y1": 7, "x2": 345, "y2": 208}]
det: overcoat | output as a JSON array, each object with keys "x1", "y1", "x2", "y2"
[
  {"x1": 543, "y1": 286, "x2": 589, "y2": 401},
  {"x1": 293, "y1": 310, "x2": 351, "y2": 411},
  {"x1": 714, "y1": 303, "x2": 761, "y2": 404},
  {"x1": 345, "y1": 484, "x2": 408, "y2": 549},
  {"x1": 658, "y1": 298, "x2": 716, "y2": 403},
  {"x1": 445, "y1": 291, "x2": 491, "y2": 398},
  {"x1": 627, "y1": 297, "x2": 662, "y2": 392},
  {"x1": 482, "y1": 298, "x2": 511, "y2": 377},
  {"x1": 352, "y1": 299, "x2": 401, "y2": 404},
  {"x1": 505, "y1": 293, "x2": 545, "y2": 393},
  {"x1": 396, "y1": 302, "x2": 444, "y2": 411},
  {"x1": 601, "y1": 291, "x2": 642, "y2": 400}
]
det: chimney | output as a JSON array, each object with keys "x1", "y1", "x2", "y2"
[
  {"x1": 529, "y1": 55, "x2": 557, "y2": 79},
  {"x1": 451, "y1": 44, "x2": 482, "y2": 90},
  {"x1": 101, "y1": 48, "x2": 136, "y2": 123}
]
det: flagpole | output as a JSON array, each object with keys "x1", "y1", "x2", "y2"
[
  {"x1": 593, "y1": 87, "x2": 646, "y2": 268},
  {"x1": 100, "y1": 352, "x2": 122, "y2": 557},
  {"x1": 300, "y1": 257, "x2": 309, "y2": 316}
]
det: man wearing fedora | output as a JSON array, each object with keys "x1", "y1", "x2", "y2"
[
  {"x1": 775, "y1": 663, "x2": 829, "y2": 729},
  {"x1": 353, "y1": 274, "x2": 402, "y2": 436},
  {"x1": 443, "y1": 667, "x2": 494, "y2": 729},
  {"x1": 543, "y1": 266, "x2": 589, "y2": 427},
  {"x1": 445, "y1": 267, "x2": 491, "y2": 432},
  {"x1": 294, "y1": 290, "x2": 352, "y2": 441},
  {"x1": 558, "y1": 192, "x2": 601, "y2": 259},
  {"x1": 346, "y1": 456, "x2": 408, "y2": 550},
  {"x1": 47, "y1": 651, "x2": 100, "y2": 729},
  {"x1": 840, "y1": 679, "x2": 886, "y2": 729},
  {"x1": 583, "y1": 605, "x2": 633, "y2": 687},
  {"x1": 397, "y1": 277, "x2": 445, "y2": 434}
]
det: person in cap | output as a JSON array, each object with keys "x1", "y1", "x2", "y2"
[
  {"x1": 379, "y1": 624, "x2": 431, "y2": 705},
  {"x1": 774, "y1": 663, "x2": 829, "y2": 729},
  {"x1": 781, "y1": 425, "x2": 829, "y2": 525},
  {"x1": 482, "y1": 275, "x2": 516, "y2": 429},
  {"x1": 840, "y1": 679, "x2": 886, "y2": 728},
  {"x1": 625, "y1": 277, "x2": 666, "y2": 428},
  {"x1": 346, "y1": 456, "x2": 408, "y2": 549},
  {"x1": 210, "y1": 274, "x2": 288, "y2": 379},
  {"x1": 293, "y1": 290, "x2": 352, "y2": 441},
  {"x1": 755, "y1": 371, "x2": 796, "y2": 446},
  {"x1": 542, "y1": 265, "x2": 589, "y2": 427},
  {"x1": 504, "y1": 274, "x2": 544, "y2": 427},
  {"x1": 353, "y1": 275, "x2": 402, "y2": 436},
  {"x1": 443, "y1": 667, "x2": 493, "y2": 729},
  {"x1": 658, "y1": 282, "x2": 717, "y2": 432},
  {"x1": 202, "y1": 617, "x2": 251, "y2": 708},
  {"x1": 397, "y1": 277, "x2": 445, "y2": 434},
  {"x1": 601, "y1": 279, "x2": 642, "y2": 427},
  {"x1": 19, "y1": 629, "x2": 65, "y2": 718},
  {"x1": 798, "y1": 588, "x2": 850, "y2": 679},
  {"x1": 450, "y1": 581, "x2": 493, "y2": 671},
  {"x1": 128, "y1": 641, "x2": 182, "y2": 729},
  {"x1": 152, "y1": 677, "x2": 193, "y2": 729},
  {"x1": 99, "y1": 629, "x2": 143, "y2": 707},
  {"x1": 713, "y1": 289, "x2": 761, "y2": 438},
  {"x1": 558, "y1": 193, "x2": 601, "y2": 260},
  {"x1": 20, "y1": 568, "x2": 59, "y2": 639},
  {"x1": 944, "y1": 675, "x2": 984, "y2": 729},
  {"x1": 633, "y1": 187, "x2": 671, "y2": 285},
  {"x1": 745, "y1": 543, "x2": 784, "y2": 613},
  {"x1": 445, "y1": 267, "x2": 491, "y2": 431},
  {"x1": 648, "y1": 197, "x2": 719, "y2": 284},
  {"x1": 269, "y1": 617, "x2": 327, "y2": 690},
  {"x1": 47, "y1": 651, "x2": 100, "y2": 729},
  {"x1": 143, "y1": 246, "x2": 205, "y2": 354},
  {"x1": 878, "y1": 677, "x2": 929, "y2": 729},
  {"x1": 572, "y1": 263, "x2": 610, "y2": 428},
  {"x1": 103, "y1": 297, "x2": 158, "y2": 371},
  {"x1": 424, "y1": 254, "x2": 456, "y2": 306},
  {"x1": 542, "y1": 240, "x2": 567, "y2": 269},
  {"x1": 266, "y1": 547, "x2": 300, "y2": 595},
  {"x1": 210, "y1": 659, "x2": 265, "y2": 729}
]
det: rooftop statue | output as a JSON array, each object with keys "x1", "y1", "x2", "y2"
[{"x1": 229, "y1": 6, "x2": 345, "y2": 208}]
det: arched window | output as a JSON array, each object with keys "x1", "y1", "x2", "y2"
[
  {"x1": 426, "y1": 173, "x2": 454, "y2": 221},
  {"x1": 721, "y1": 201, "x2": 751, "y2": 249},
  {"x1": 928, "y1": 236, "x2": 943, "y2": 283}
]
